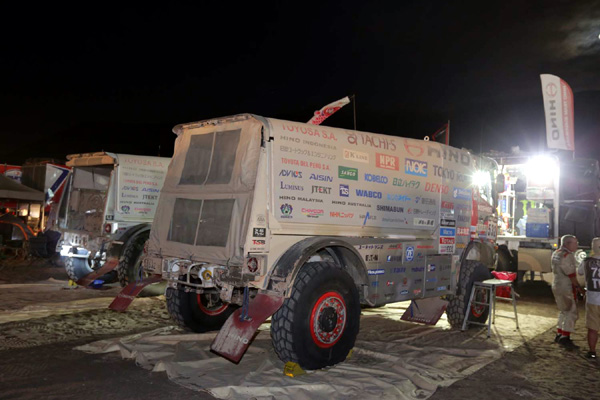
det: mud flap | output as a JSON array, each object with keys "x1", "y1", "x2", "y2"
[
  {"x1": 76, "y1": 258, "x2": 120, "y2": 286},
  {"x1": 211, "y1": 293, "x2": 284, "y2": 363},
  {"x1": 401, "y1": 297, "x2": 449, "y2": 325},
  {"x1": 108, "y1": 275, "x2": 163, "y2": 312}
]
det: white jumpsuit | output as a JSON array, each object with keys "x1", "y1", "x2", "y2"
[{"x1": 551, "y1": 248, "x2": 578, "y2": 333}]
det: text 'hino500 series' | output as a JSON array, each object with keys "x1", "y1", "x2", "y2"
[{"x1": 144, "y1": 114, "x2": 500, "y2": 370}]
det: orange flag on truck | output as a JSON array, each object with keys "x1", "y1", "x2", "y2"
[{"x1": 307, "y1": 96, "x2": 351, "y2": 125}]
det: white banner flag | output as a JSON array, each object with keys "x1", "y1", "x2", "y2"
[
  {"x1": 307, "y1": 96, "x2": 351, "y2": 125},
  {"x1": 540, "y1": 74, "x2": 574, "y2": 151}
]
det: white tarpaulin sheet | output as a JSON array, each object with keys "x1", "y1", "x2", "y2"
[{"x1": 76, "y1": 302, "x2": 556, "y2": 400}]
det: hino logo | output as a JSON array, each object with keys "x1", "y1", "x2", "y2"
[{"x1": 226, "y1": 332, "x2": 250, "y2": 344}]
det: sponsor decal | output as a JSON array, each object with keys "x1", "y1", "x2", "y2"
[
  {"x1": 330, "y1": 211, "x2": 354, "y2": 218},
  {"x1": 311, "y1": 185, "x2": 332, "y2": 194},
  {"x1": 431, "y1": 166, "x2": 467, "y2": 182},
  {"x1": 456, "y1": 243, "x2": 466, "y2": 249},
  {"x1": 368, "y1": 269, "x2": 385, "y2": 275},
  {"x1": 405, "y1": 158, "x2": 428, "y2": 177},
  {"x1": 457, "y1": 215, "x2": 470, "y2": 222},
  {"x1": 357, "y1": 244, "x2": 384, "y2": 250},
  {"x1": 440, "y1": 219, "x2": 456, "y2": 227},
  {"x1": 427, "y1": 264, "x2": 436, "y2": 272},
  {"x1": 387, "y1": 194, "x2": 411, "y2": 202},
  {"x1": 253, "y1": 228, "x2": 266, "y2": 237},
  {"x1": 386, "y1": 281, "x2": 395, "y2": 286},
  {"x1": 382, "y1": 217, "x2": 408, "y2": 224},
  {"x1": 426, "y1": 277, "x2": 437, "y2": 283},
  {"x1": 412, "y1": 266, "x2": 425, "y2": 272},
  {"x1": 424, "y1": 183, "x2": 449, "y2": 194},
  {"x1": 296, "y1": 197, "x2": 323, "y2": 203},
  {"x1": 310, "y1": 173, "x2": 333, "y2": 182},
  {"x1": 417, "y1": 245, "x2": 434, "y2": 249},
  {"x1": 414, "y1": 279, "x2": 423, "y2": 284},
  {"x1": 280, "y1": 146, "x2": 336, "y2": 160},
  {"x1": 301, "y1": 208, "x2": 324, "y2": 218},
  {"x1": 364, "y1": 173, "x2": 388, "y2": 184},
  {"x1": 414, "y1": 218, "x2": 435, "y2": 227},
  {"x1": 478, "y1": 203, "x2": 494, "y2": 214},
  {"x1": 252, "y1": 239, "x2": 266, "y2": 245},
  {"x1": 388, "y1": 244, "x2": 403, "y2": 250},
  {"x1": 400, "y1": 290, "x2": 409, "y2": 295},
  {"x1": 405, "y1": 246, "x2": 415, "y2": 262},
  {"x1": 387, "y1": 255, "x2": 403, "y2": 262},
  {"x1": 413, "y1": 289, "x2": 422, "y2": 295},
  {"x1": 437, "y1": 286, "x2": 449, "y2": 291},
  {"x1": 339, "y1": 184, "x2": 349, "y2": 197},
  {"x1": 347, "y1": 132, "x2": 397, "y2": 150},
  {"x1": 279, "y1": 170, "x2": 302, "y2": 178},
  {"x1": 332, "y1": 200, "x2": 346, "y2": 205},
  {"x1": 279, "y1": 195, "x2": 296, "y2": 201},
  {"x1": 280, "y1": 182, "x2": 304, "y2": 191},
  {"x1": 280, "y1": 203, "x2": 293, "y2": 218},
  {"x1": 392, "y1": 177, "x2": 420, "y2": 188},
  {"x1": 377, "y1": 205, "x2": 404, "y2": 213},
  {"x1": 441, "y1": 201, "x2": 454, "y2": 210},
  {"x1": 415, "y1": 196, "x2": 436, "y2": 205},
  {"x1": 365, "y1": 254, "x2": 379, "y2": 262},
  {"x1": 338, "y1": 166, "x2": 358, "y2": 180},
  {"x1": 359, "y1": 213, "x2": 377, "y2": 220},
  {"x1": 356, "y1": 189, "x2": 382, "y2": 198},
  {"x1": 391, "y1": 267, "x2": 406, "y2": 273},
  {"x1": 343, "y1": 149, "x2": 369, "y2": 163},
  {"x1": 376, "y1": 153, "x2": 400, "y2": 171},
  {"x1": 440, "y1": 237, "x2": 455, "y2": 245},
  {"x1": 453, "y1": 187, "x2": 471, "y2": 200},
  {"x1": 439, "y1": 244, "x2": 455, "y2": 254},
  {"x1": 440, "y1": 227, "x2": 456, "y2": 236},
  {"x1": 121, "y1": 205, "x2": 130, "y2": 213},
  {"x1": 281, "y1": 124, "x2": 338, "y2": 140}
]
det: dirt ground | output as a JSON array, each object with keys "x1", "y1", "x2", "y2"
[{"x1": 0, "y1": 256, "x2": 598, "y2": 399}]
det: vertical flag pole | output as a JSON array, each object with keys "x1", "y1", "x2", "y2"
[{"x1": 351, "y1": 94, "x2": 357, "y2": 131}]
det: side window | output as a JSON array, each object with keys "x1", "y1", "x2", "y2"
[
  {"x1": 167, "y1": 198, "x2": 202, "y2": 244},
  {"x1": 179, "y1": 129, "x2": 241, "y2": 185}
]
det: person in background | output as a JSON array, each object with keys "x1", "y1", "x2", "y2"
[
  {"x1": 577, "y1": 237, "x2": 600, "y2": 361},
  {"x1": 551, "y1": 235, "x2": 584, "y2": 349}
]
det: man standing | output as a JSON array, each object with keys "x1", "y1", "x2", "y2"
[
  {"x1": 578, "y1": 237, "x2": 600, "y2": 360},
  {"x1": 551, "y1": 235, "x2": 584, "y2": 348}
]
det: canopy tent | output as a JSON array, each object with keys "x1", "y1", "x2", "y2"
[{"x1": 0, "y1": 174, "x2": 44, "y2": 201}]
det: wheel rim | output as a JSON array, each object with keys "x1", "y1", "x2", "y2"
[
  {"x1": 471, "y1": 287, "x2": 487, "y2": 318},
  {"x1": 197, "y1": 294, "x2": 228, "y2": 316},
  {"x1": 310, "y1": 291, "x2": 347, "y2": 348}
]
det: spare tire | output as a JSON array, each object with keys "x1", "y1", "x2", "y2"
[{"x1": 64, "y1": 247, "x2": 93, "y2": 281}]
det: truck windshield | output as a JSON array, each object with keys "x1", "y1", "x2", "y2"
[{"x1": 66, "y1": 166, "x2": 112, "y2": 232}]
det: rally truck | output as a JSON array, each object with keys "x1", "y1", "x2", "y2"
[
  {"x1": 143, "y1": 114, "x2": 501, "y2": 370},
  {"x1": 52, "y1": 152, "x2": 170, "y2": 287},
  {"x1": 490, "y1": 152, "x2": 600, "y2": 281}
]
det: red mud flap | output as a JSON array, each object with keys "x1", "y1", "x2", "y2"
[
  {"x1": 76, "y1": 258, "x2": 120, "y2": 286},
  {"x1": 210, "y1": 293, "x2": 284, "y2": 363},
  {"x1": 108, "y1": 275, "x2": 164, "y2": 312},
  {"x1": 401, "y1": 297, "x2": 449, "y2": 325}
]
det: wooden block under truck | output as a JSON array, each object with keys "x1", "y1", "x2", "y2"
[{"x1": 143, "y1": 114, "x2": 502, "y2": 370}]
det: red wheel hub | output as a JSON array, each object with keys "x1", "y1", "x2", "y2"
[
  {"x1": 197, "y1": 294, "x2": 228, "y2": 316},
  {"x1": 470, "y1": 287, "x2": 487, "y2": 318},
  {"x1": 309, "y1": 291, "x2": 347, "y2": 348}
]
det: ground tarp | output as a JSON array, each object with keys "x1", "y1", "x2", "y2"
[{"x1": 76, "y1": 302, "x2": 556, "y2": 400}]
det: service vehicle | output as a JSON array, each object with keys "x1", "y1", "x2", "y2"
[
  {"x1": 491, "y1": 152, "x2": 600, "y2": 279},
  {"x1": 53, "y1": 152, "x2": 170, "y2": 286},
  {"x1": 144, "y1": 114, "x2": 501, "y2": 370}
]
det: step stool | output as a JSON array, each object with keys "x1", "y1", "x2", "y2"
[{"x1": 461, "y1": 278, "x2": 519, "y2": 338}]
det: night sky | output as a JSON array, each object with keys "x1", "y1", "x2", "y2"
[{"x1": 1, "y1": 1, "x2": 599, "y2": 165}]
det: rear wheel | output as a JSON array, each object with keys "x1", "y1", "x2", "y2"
[
  {"x1": 447, "y1": 260, "x2": 492, "y2": 328},
  {"x1": 166, "y1": 286, "x2": 238, "y2": 332},
  {"x1": 64, "y1": 248, "x2": 93, "y2": 281},
  {"x1": 117, "y1": 233, "x2": 150, "y2": 287},
  {"x1": 270, "y1": 262, "x2": 360, "y2": 370}
]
